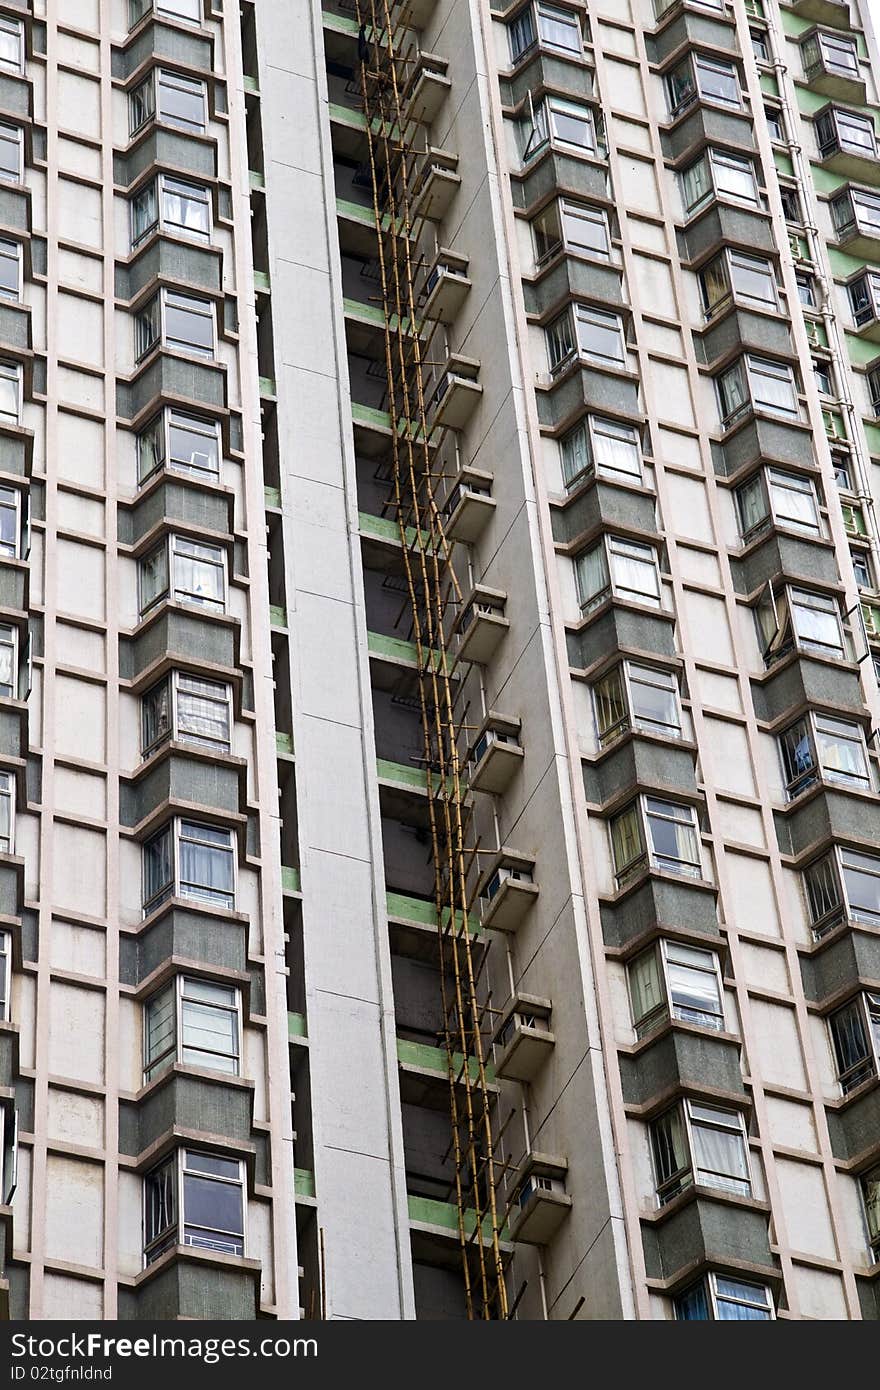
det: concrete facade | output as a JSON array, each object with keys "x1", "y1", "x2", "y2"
[{"x1": 2, "y1": 0, "x2": 880, "y2": 1323}]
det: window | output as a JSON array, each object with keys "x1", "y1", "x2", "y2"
[
  {"x1": 804, "y1": 846, "x2": 880, "y2": 938},
  {"x1": 852, "y1": 547, "x2": 874, "y2": 591},
  {"x1": 0, "y1": 17, "x2": 23, "y2": 75},
  {"x1": 131, "y1": 174, "x2": 212, "y2": 248},
  {"x1": 627, "y1": 938, "x2": 723, "y2": 1038},
  {"x1": 802, "y1": 30, "x2": 859, "y2": 82},
  {"x1": 796, "y1": 272, "x2": 817, "y2": 307},
  {"x1": 651, "y1": 1100, "x2": 750, "y2": 1205},
  {"x1": 520, "y1": 95, "x2": 597, "y2": 161},
  {"x1": 779, "y1": 712, "x2": 869, "y2": 799},
  {"x1": 666, "y1": 54, "x2": 740, "y2": 117},
  {"x1": 130, "y1": 68, "x2": 207, "y2": 137},
  {"x1": 0, "y1": 238, "x2": 20, "y2": 302},
  {"x1": 547, "y1": 304, "x2": 625, "y2": 372},
  {"x1": 144, "y1": 975, "x2": 241, "y2": 1082},
  {"x1": 764, "y1": 105, "x2": 784, "y2": 142},
  {"x1": 0, "y1": 486, "x2": 20, "y2": 559},
  {"x1": 142, "y1": 817, "x2": 236, "y2": 916},
  {"x1": 575, "y1": 534, "x2": 660, "y2": 614},
  {"x1": 675, "y1": 1274, "x2": 773, "y2": 1320},
  {"x1": 130, "y1": 0, "x2": 202, "y2": 24},
  {"x1": 560, "y1": 415, "x2": 641, "y2": 490},
  {"x1": 750, "y1": 27, "x2": 769, "y2": 63},
  {"x1": 0, "y1": 770, "x2": 13, "y2": 855},
  {"x1": 138, "y1": 534, "x2": 226, "y2": 616},
  {"x1": 0, "y1": 625, "x2": 16, "y2": 698},
  {"x1": 699, "y1": 249, "x2": 778, "y2": 317},
  {"x1": 817, "y1": 107, "x2": 877, "y2": 161},
  {"x1": 510, "y1": 2, "x2": 581, "y2": 57},
  {"x1": 508, "y1": 6, "x2": 536, "y2": 59},
  {"x1": 832, "y1": 185, "x2": 880, "y2": 240},
  {"x1": 735, "y1": 466, "x2": 820, "y2": 542},
  {"x1": 717, "y1": 355, "x2": 798, "y2": 427},
  {"x1": 592, "y1": 660, "x2": 681, "y2": 747},
  {"x1": 609, "y1": 796, "x2": 701, "y2": 887},
  {"x1": 832, "y1": 451, "x2": 853, "y2": 489},
  {"x1": 0, "y1": 360, "x2": 20, "y2": 425},
  {"x1": 756, "y1": 583, "x2": 845, "y2": 666},
  {"x1": 813, "y1": 357, "x2": 833, "y2": 395},
  {"x1": 654, "y1": 0, "x2": 724, "y2": 15},
  {"x1": 136, "y1": 408, "x2": 221, "y2": 485},
  {"x1": 829, "y1": 991, "x2": 880, "y2": 1093},
  {"x1": 142, "y1": 670, "x2": 232, "y2": 756},
  {"x1": 680, "y1": 148, "x2": 759, "y2": 214},
  {"x1": 848, "y1": 271, "x2": 880, "y2": 327},
  {"x1": 862, "y1": 1164, "x2": 880, "y2": 1252},
  {"x1": 0, "y1": 1101, "x2": 16, "y2": 1206},
  {"x1": 532, "y1": 198, "x2": 610, "y2": 264},
  {"x1": 0, "y1": 930, "x2": 8, "y2": 1022},
  {"x1": 144, "y1": 1148, "x2": 244, "y2": 1266},
  {"x1": 0, "y1": 123, "x2": 21, "y2": 184},
  {"x1": 135, "y1": 289, "x2": 215, "y2": 361},
  {"x1": 780, "y1": 185, "x2": 802, "y2": 223}
]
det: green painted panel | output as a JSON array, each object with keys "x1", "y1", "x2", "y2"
[
  {"x1": 295, "y1": 1168, "x2": 316, "y2": 1198},
  {"x1": 377, "y1": 756, "x2": 432, "y2": 790},
  {"x1": 809, "y1": 162, "x2": 846, "y2": 194},
  {"x1": 276, "y1": 731, "x2": 294, "y2": 755},
  {"x1": 264, "y1": 485, "x2": 281, "y2": 508},
  {"x1": 282, "y1": 865, "x2": 301, "y2": 894},
  {"x1": 827, "y1": 245, "x2": 867, "y2": 276},
  {"x1": 863, "y1": 423, "x2": 880, "y2": 455},
  {"x1": 845, "y1": 332, "x2": 880, "y2": 365},
  {"x1": 796, "y1": 86, "x2": 831, "y2": 114},
  {"x1": 288, "y1": 1011, "x2": 308, "y2": 1039},
  {"x1": 759, "y1": 72, "x2": 779, "y2": 96},
  {"x1": 407, "y1": 1195, "x2": 503, "y2": 1238},
  {"x1": 774, "y1": 151, "x2": 794, "y2": 178},
  {"x1": 780, "y1": 9, "x2": 812, "y2": 35},
  {"x1": 385, "y1": 888, "x2": 472, "y2": 934}
]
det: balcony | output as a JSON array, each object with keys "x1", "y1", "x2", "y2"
[
  {"x1": 494, "y1": 994, "x2": 554, "y2": 1081},
  {"x1": 800, "y1": 30, "x2": 865, "y2": 103},
  {"x1": 509, "y1": 1156, "x2": 571, "y2": 1245},
  {"x1": 444, "y1": 467, "x2": 495, "y2": 543},
  {"x1": 411, "y1": 146, "x2": 460, "y2": 222},
  {"x1": 454, "y1": 586, "x2": 508, "y2": 664},
  {"x1": 403, "y1": 52, "x2": 451, "y2": 127},
  {"x1": 831, "y1": 186, "x2": 880, "y2": 258},
  {"x1": 848, "y1": 270, "x2": 880, "y2": 340},
  {"x1": 816, "y1": 106, "x2": 880, "y2": 182},
  {"x1": 396, "y1": 1037, "x2": 497, "y2": 1108},
  {"x1": 479, "y1": 849, "x2": 538, "y2": 933},
  {"x1": 789, "y1": 0, "x2": 851, "y2": 24},
  {"x1": 421, "y1": 249, "x2": 471, "y2": 324},
  {"x1": 431, "y1": 353, "x2": 482, "y2": 431},
  {"x1": 469, "y1": 715, "x2": 523, "y2": 794}
]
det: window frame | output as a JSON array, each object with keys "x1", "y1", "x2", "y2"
[
  {"x1": 575, "y1": 533, "x2": 661, "y2": 615},
  {"x1": 560, "y1": 414, "x2": 642, "y2": 491},
  {"x1": 817, "y1": 106, "x2": 877, "y2": 161},
  {"x1": 130, "y1": 67, "x2": 208, "y2": 138},
  {"x1": 0, "y1": 929, "x2": 9, "y2": 1023},
  {"x1": 143, "y1": 1147, "x2": 245, "y2": 1267},
  {"x1": 0, "y1": 122, "x2": 22, "y2": 185},
  {"x1": 627, "y1": 937, "x2": 724, "y2": 1039},
  {"x1": 547, "y1": 303, "x2": 626, "y2": 374},
  {"x1": 141, "y1": 669, "x2": 233, "y2": 758},
  {"x1": 0, "y1": 623, "x2": 18, "y2": 700},
  {"x1": 804, "y1": 845, "x2": 880, "y2": 939},
  {"x1": 666, "y1": 51, "x2": 741, "y2": 119},
  {"x1": 131, "y1": 173, "x2": 213, "y2": 250},
  {"x1": 138, "y1": 533, "x2": 228, "y2": 618},
  {"x1": 143, "y1": 973, "x2": 242, "y2": 1083},
  {"x1": 778, "y1": 710, "x2": 871, "y2": 801},
  {"x1": 532, "y1": 197, "x2": 611, "y2": 267},
  {"x1": 520, "y1": 94, "x2": 598, "y2": 162},
  {"x1": 609, "y1": 794, "x2": 702, "y2": 888},
  {"x1": 130, "y1": 0, "x2": 203, "y2": 26},
  {"x1": 135, "y1": 287, "x2": 217, "y2": 364},
  {"x1": 0, "y1": 16, "x2": 24, "y2": 76},
  {"x1": 141, "y1": 815, "x2": 237, "y2": 918},
  {"x1": 0, "y1": 768, "x2": 13, "y2": 856},
  {"x1": 591, "y1": 659, "x2": 682, "y2": 748},
  {"x1": 675, "y1": 1273, "x2": 774, "y2": 1321},
  {"x1": 829, "y1": 990, "x2": 880, "y2": 1094},
  {"x1": 650, "y1": 1098, "x2": 751, "y2": 1206},
  {"x1": 0, "y1": 359, "x2": 21, "y2": 426},
  {"x1": 681, "y1": 147, "x2": 760, "y2": 215},
  {"x1": 699, "y1": 247, "x2": 779, "y2": 319},
  {"x1": 717, "y1": 354, "x2": 799, "y2": 428},
  {"x1": 0, "y1": 236, "x2": 21, "y2": 302},
  {"x1": 136, "y1": 406, "x2": 222, "y2": 487},
  {"x1": 735, "y1": 465, "x2": 821, "y2": 543}
]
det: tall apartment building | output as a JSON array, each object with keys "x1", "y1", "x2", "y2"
[{"x1": 1, "y1": 0, "x2": 880, "y2": 1325}]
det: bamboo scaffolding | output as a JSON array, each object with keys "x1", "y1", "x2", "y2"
[{"x1": 353, "y1": 0, "x2": 509, "y2": 1319}]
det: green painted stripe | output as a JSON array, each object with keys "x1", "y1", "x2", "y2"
[
  {"x1": 288, "y1": 1011, "x2": 308, "y2": 1039},
  {"x1": 396, "y1": 1037, "x2": 495, "y2": 1083},
  {"x1": 295, "y1": 1168, "x2": 315, "y2": 1198}
]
